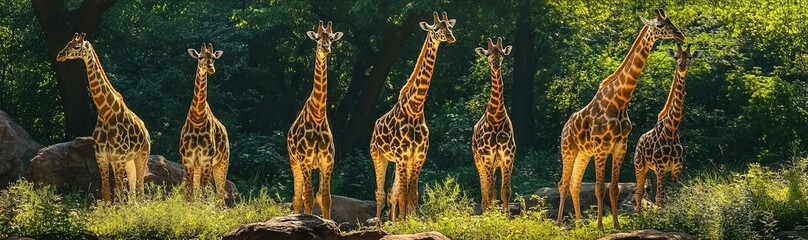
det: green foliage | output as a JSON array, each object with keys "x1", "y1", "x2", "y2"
[
  {"x1": 85, "y1": 185, "x2": 288, "y2": 239},
  {"x1": 382, "y1": 177, "x2": 611, "y2": 240},
  {"x1": 628, "y1": 157, "x2": 808, "y2": 239},
  {"x1": 0, "y1": 181, "x2": 89, "y2": 239}
]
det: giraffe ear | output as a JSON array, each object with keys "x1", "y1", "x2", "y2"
[
  {"x1": 188, "y1": 49, "x2": 200, "y2": 58},
  {"x1": 691, "y1": 50, "x2": 703, "y2": 59},
  {"x1": 447, "y1": 19, "x2": 456, "y2": 27},
  {"x1": 332, "y1": 32, "x2": 344, "y2": 41},
  {"x1": 419, "y1": 22, "x2": 433, "y2": 31},
  {"x1": 474, "y1": 47, "x2": 487, "y2": 57},
  {"x1": 502, "y1": 45, "x2": 513, "y2": 56},
  {"x1": 213, "y1": 50, "x2": 223, "y2": 59},
  {"x1": 667, "y1": 48, "x2": 677, "y2": 58},
  {"x1": 306, "y1": 31, "x2": 318, "y2": 40}
]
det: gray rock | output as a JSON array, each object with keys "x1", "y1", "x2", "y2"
[
  {"x1": 380, "y1": 232, "x2": 450, "y2": 240},
  {"x1": 24, "y1": 137, "x2": 237, "y2": 200},
  {"x1": 223, "y1": 214, "x2": 342, "y2": 240},
  {"x1": 0, "y1": 109, "x2": 41, "y2": 188},
  {"x1": 599, "y1": 229, "x2": 696, "y2": 240}
]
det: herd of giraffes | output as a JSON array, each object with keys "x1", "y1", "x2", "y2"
[{"x1": 53, "y1": 8, "x2": 703, "y2": 230}]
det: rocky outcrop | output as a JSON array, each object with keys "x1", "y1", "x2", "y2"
[
  {"x1": 224, "y1": 214, "x2": 449, "y2": 240},
  {"x1": 310, "y1": 195, "x2": 377, "y2": 231},
  {"x1": 524, "y1": 182, "x2": 653, "y2": 217},
  {"x1": 599, "y1": 229, "x2": 696, "y2": 240},
  {"x1": 24, "y1": 137, "x2": 237, "y2": 199},
  {"x1": 380, "y1": 232, "x2": 450, "y2": 240},
  {"x1": 223, "y1": 214, "x2": 343, "y2": 240},
  {"x1": 0, "y1": 109, "x2": 41, "y2": 188}
]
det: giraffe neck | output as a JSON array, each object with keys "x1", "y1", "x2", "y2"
[
  {"x1": 398, "y1": 33, "x2": 440, "y2": 116},
  {"x1": 189, "y1": 65, "x2": 209, "y2": 123},
  {"x1": 305, "y1": 51, "x2": 328, "y2": 121},
  {"x1": 657, "y1": 66, "x2": 687, "y2": 133},
  {"x1": 485, "y1": 66, "x2": 507, "y2": 122},
  {"x1": 596, "y1": 26, "x2": 657, "y2": 109},
  {"x1": 83, "y1": 45, "x2": 123, "y2": 119}
]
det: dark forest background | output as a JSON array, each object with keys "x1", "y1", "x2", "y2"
[{"x1": 2, "y1": 0, "x2": 807, "y2": 201}]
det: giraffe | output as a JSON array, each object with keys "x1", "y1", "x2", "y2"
[
  {"x1": 179, "y1": 43, "x2": 230, "y2": 204},
  {"x1": 370, "y1": 12, "x2": 456, "y2": 225},
  {"x1": 555, "y1": 9, "x2": 685, "y2": 230},
  {"x1": 287, "y1": 20, "x2": 343, "y2": 220},
  {"x1": 634, "y1": 43, "x2": 702, "y2": 212},
  {"x1": 56, "y1": 33, "x2": 150, "y2": 203},
  {"x1": 472, "y1": 38, "x2": 515, "y2": 213}
]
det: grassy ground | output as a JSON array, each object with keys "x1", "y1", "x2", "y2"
[{"x1": 2, "y1": 157, "x2": 807, "y2": 239}]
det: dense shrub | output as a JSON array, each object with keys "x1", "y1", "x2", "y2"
[{"x1": 0, "y1": 180, "x2": 89, "y2": 239}]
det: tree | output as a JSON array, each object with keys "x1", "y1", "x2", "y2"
[{"x1": 32, "y1": 0, "x2": 117, "y2": 140}]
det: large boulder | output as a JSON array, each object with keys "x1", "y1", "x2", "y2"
[
  {"x1": 0, "y1": 109, "x2": 41, "y2": 188},
  {"x1": 24, "y1": 137, "x2": 237, "y2": 199},
  {"x1": 310, "y1": 195, "x2": 377, "y2": 231},
  {"x1": 599, "y1": 229, "x2": 696, "y2": 240},
  {"x1": 523, "y1": 182, "x2": 653, "y2": 217},
  {"x1": 223, "y1": 214, "x2": 343, "y2": 240},
  {"x1": 380, "y1": 232, "x2": 450, "y2": 240}
]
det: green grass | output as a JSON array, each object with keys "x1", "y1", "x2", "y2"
[{"x1": 3, "y1": 157, "x2": 808, "y2": 239}]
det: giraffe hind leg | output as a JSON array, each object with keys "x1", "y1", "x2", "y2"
[
  {"x1": 634, "y1": 155, "x2": 649, "y2": 213},
  {"x1": 135, "y1": 151, "x2": 148, "y2": 201},
  {"x1": 557, "y1": 149, "x2": 577, "y2": 225}
]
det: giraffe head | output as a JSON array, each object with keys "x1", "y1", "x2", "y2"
[
  {"x1": 667, "y1": 43, "x2": 702, "y2": 69},
  {"x1": 187, "y1": 43, "x2": 223, "y2": 75},
  {"x1": 474, "y1": 37, "x2": 512, "y2": 70},
  {"x1": 306, "y1": 21, "x2": 343, "y2": 55},
  {"x1": 640, "y1": 8, "x2": 685, "y2": 42},
  {"x1": 420, "y1": 12, "x2": 456, "y2": 44},
  {"x1": 56, "y1": 33, "x2": 91, "y2": 62}
]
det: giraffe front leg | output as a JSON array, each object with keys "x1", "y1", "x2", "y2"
[
  {"x1": 96, "y1": 152, "x2": 112, "y2": 204},
  {"x1": 500, "y1": 152, "x2": 515, "y2": 214},
  {"x1": 609, "y1": 142, "x2": 628, "y2": 229},
  {"x1": 213, "y1": 158, "x2": 229, "y2": 207},
  {"x1": 182, "y1": 162, "x2": 195, "y2": 201},
  {"x1": 395, "y1": 163, "x2": 409, "y2": 221},
  {"x1": 124, "y1": 159, "x2": 138, "y2": 203},
  {"x1": 634, "y1": 156, "x2": 648, "y2": 213},
  {"x1": 370, "y1": 147, "x2": 387, "y2": 227},
  {"x1": 111, "y1": 161, "x2": 126, "y2": 203},
  {"x1": 134, "y1": 151, "x2": 148, "y2": 201},
  {"x1": 474, "y1": 154, "x2": 491, "y2": 213},
  {"x1": 290, "y1": 161, "x2": 303, "y2": 214},
  {"x1": 557, "y1": 149, "x2": 577, "y2": 225},
  {"x1": 655, "y1": 171, "x2": 666, "y2": 207},
  {"x1": 569, "y1": 153, "x2": 590, "y2": 221},
  {"x1": 317, "y1": 160, "x2": 333, "y2": 220},
  {"x1": 407, "y1": 151, "x2": 427, "y2": 216},
  {"x1": 301, "y1": 168, "x2": 314, "y2": 214},
  {"x1": 593, "y1": 153, "x2": 608, "y2": 231},
  {"x1": 200, "y1": 164, "x2": 213, "y2": 198}
]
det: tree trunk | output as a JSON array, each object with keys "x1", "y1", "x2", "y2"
[
  {"x1": 511, "y1": 16, "x2": 537, "y2": 152},
  {"x1": 333, "y1": 14, "x2": 423, "y2": 156},
  {"x1": 32, "y1": 0, "x2": 116, "y2": 140}
]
